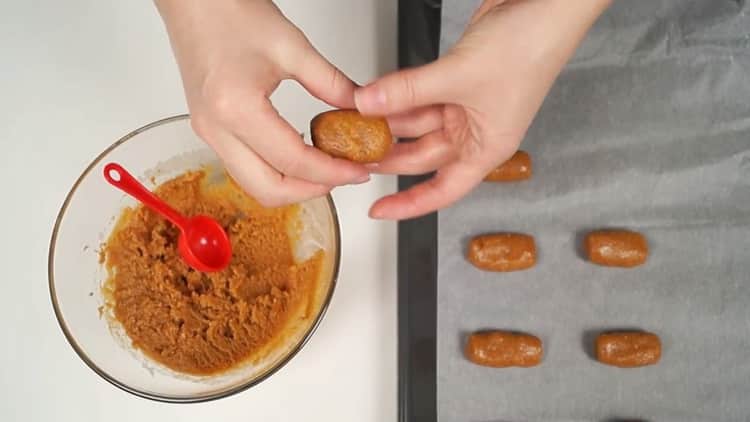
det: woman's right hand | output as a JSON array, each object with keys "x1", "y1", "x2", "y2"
[{"x1": 155, "y1": 0, "x2": 370, "y2": 207}]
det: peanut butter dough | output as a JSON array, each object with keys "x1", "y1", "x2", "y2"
[
  {"x1": 465, "y1": 331, "x2": 543, "y2": 368},
  {"x1": 467, "y1": 233, "x2": 537, "y2": 272},
  {"x1": 311, "y1": 109, "x2": 392, "y2": 163},
  {"x1": 103, "y1": 170, "x2": 323, "y2": 376},
  {"x1": 596, "y1": 331, "x2": 661, "y2": 368},
  {"x1": 484, "y1": 150, "x2": 532, "y2": 182},
  {"x1": 585, "y1": 229, "x2": 649, "y2": 268}
]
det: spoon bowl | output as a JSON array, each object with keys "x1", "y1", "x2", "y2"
[
  {"x1": 103, "y1": 162, "x2": 232, "y2": 272},
  {"x1": 178, "y1": 215, "x2": 232, "y2": 272}
]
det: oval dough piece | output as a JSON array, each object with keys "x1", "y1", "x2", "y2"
[
  {"x1": 310, "y1": 109, "x2": 392, "y2": 163},
  {"x1": 585, "y1": 230, "x2": 648, "y2": 267},
  {"x1": 596, "y1": 331, "x2": 661, "y2": 368},
  {"x1": 465, "y1": 331, "x2": 543, "y2": 368},
  {"x1": 484, "y1": 151, "x2": 532, "y2": 182},
  {"x1": 467, "y1": 233, "x2": 536, "y2": 272}
]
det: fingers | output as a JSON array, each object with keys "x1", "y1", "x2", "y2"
[
  {"x1": 369, "y1": 130, "x2": 455, "y2": 175},
  {"x1": 220, "y1": 100, "x2": 369, "y2": 186},
  {"x1": 208, "y1": 129, "x2": 333, "y2": 207},
  {"x1": 368, "y1": 160, "x2": 488, "y2": 220},
  {"x1": 291, "y1": 45, "x2": 358, "y2": 109},
  {"x1": 354, "y1": 56, "x2": 460, "y2": 116},
  {"x1": 386, "y1": 105, "x2": 444, "y2": 138}
]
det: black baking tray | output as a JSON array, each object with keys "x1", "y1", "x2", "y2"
[{"x1": 397, "y1": 1, "x2": 442, "y2": 421}]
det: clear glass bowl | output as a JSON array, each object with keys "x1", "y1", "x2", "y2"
[{"x1": 48, "y1": 115, "x2": 340, "y2": 402}]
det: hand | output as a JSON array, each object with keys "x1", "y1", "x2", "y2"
[
  {"x1": 354, "y1": 0, "x2": 611, "y2": 220},
  {"x1": 155, "y1": 0, "x2": 369, "y2": 207}
]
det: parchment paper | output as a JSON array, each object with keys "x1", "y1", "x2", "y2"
[{"x1": 437, "y1": 1, "x2": 750, "y2": 421}]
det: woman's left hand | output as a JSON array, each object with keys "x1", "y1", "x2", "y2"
[{"x1": 355, "y1": 0, "x2": 611, "y2": 220}]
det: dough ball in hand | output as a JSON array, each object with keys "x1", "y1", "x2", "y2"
[{"x1": 310, "y1": 109, "x2": 392, "y2": 163}]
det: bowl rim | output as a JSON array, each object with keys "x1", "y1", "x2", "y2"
[{"x1": 47, "y1": 114, "x2": 342, "y2": 403}]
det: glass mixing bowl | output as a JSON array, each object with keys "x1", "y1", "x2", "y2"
[{"x1": 48, "y1": 115, "x2": 340, "y2": 402}]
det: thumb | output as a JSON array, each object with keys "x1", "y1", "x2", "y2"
[{"x1": 354, "y1": 57, "x2": 456, "y2": 116}]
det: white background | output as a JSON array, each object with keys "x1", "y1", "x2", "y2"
[{"x1": 0, "y1": 1, "x2": 398, "y2": 420}]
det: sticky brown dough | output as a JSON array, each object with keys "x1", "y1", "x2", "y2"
[
  {"x1": 310, "y1": 109, "x2": 392, "y2": 163},
  {"x1": 103, "y1": 171, "x2": 323, "y2": 376},
  {"x1": 465, "y1": 331, "x2": 543, "y2": 368},
  {"x1": 467, "y1": 233, "x2": 536, "y2": 272}
]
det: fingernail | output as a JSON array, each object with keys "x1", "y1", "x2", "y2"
[
  {"x1": 354, "y1": 85, "x2": 386, "y2": 113},
  {"x1": 351, "y1": 173, "x2": 371, "y2": 185},
  {"x1": 364, "y1": 162, "x2": 380, "y2": 170},
  {"x1": 369, "y1": 207, "x2": 385, "y2": 219}
]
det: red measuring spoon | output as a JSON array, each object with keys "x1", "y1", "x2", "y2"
[{"x1": 103, "y1": 162, "x2": 232, "y2": 273}]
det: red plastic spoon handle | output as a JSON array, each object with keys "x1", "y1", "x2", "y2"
[{"x1": 103, "y1": 163, "x2": 187, "y2": 228}]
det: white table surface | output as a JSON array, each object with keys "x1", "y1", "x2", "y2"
[{"x1": 0, "y1": 1, "x2": 398, "y2": 421}]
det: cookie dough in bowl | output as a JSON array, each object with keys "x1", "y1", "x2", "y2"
[{"x1": 48, "y1": 115, "x2": 340, "y2": 402}]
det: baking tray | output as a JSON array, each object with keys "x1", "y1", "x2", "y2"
[
  {"x1": 397, "y1": 1, "x2": 441, "y2": 421},
  {"x1": 399, "y1": 1, "x2": 750, "y2": 421}
]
